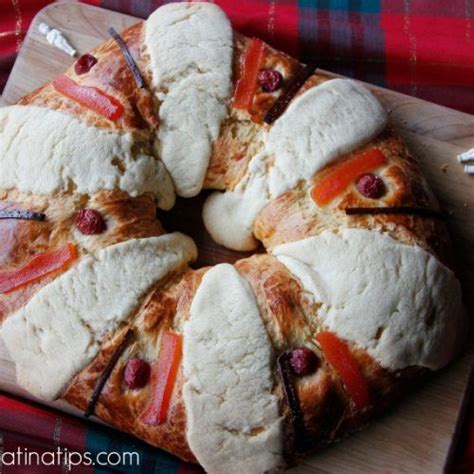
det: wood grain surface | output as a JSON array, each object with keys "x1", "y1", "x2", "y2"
[{"x1": 1, "y1": 2, "x2": 473, "y2": 472}]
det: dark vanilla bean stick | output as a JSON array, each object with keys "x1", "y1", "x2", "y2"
[
  {"x1": 263, "y1": 62, "x2": 318, "y2": 124},
  {"x1": 85, "y1": 328, "x2": 134, "y2": 418},
  {"x1": 109, "y1": 27, "x2": 145, "y2": 88},
  {"x1": 277, "y1": 352, "x2": 308, "y2": 452},
  {"x1": 0, "y1": 209, "x2": 46, "y2": 221}
]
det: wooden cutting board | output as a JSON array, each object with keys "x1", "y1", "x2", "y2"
[{"x1": 1, "y1": 2, "x2": 473, "y2": 472}]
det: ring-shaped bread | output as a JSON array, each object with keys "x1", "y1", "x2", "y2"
[{"x1": 0, "y1": 3, "x2": 467, "y2": 472}]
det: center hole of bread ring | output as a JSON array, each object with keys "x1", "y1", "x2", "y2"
[{"x1": 157, "y1": 193, "x2": 264, "y2": 269}]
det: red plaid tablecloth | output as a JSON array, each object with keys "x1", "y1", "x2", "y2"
[{"x1": 0, "y1": 0, "x2": 473, "y2": 472}]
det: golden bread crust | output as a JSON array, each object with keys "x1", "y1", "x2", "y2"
[
  {"x1": 254, "y1": 130, "x2": 452, "y2": 265},
  {"x1": 19, "y1": 23, "x2": 157, "y2": 133},
  {"x1": 0, "y1": 190, "x2": 164, "y2": 323},
  {"x1": 63, "y1": 269, "x2": 206, "y2": 463}
]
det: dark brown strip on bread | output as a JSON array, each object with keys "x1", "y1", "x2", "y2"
[
  {"x1": 277, "y1": 351, "x2": 308, "y2": 453},
  {"x1": 263, "y1": 62, "x2": 318, "y2": 124},
  {"x1": 0, "y1": 209, "x2": 46, "y2": 221},
  {"x1": 85, "y1": 328, "x2": 134, "y2": 418},
  {"x1": 108, "y1": 27, "x2": 145, "y2": 88}
]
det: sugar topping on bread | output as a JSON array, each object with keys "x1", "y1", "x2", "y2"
[
  {"x1": 145, "y1": 2, "x2": 233, "y2": 197},
  {"x1": 2, "y1": 233, "x2": 196, "y2": 400},
  {"x1": 183, "y1": 263, "x2": 283, "y2": 473},
  {"x1": 274, "y1": 228, "x2": 467, "y2": 370},
  {"x1": 0, "y1": 105, "x2": 175, "y2": 209},
  {"x1": 203, "y1": 78, "x2": 388, "y2": 251}
]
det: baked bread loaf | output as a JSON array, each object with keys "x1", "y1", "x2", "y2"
[{"x1": 0, "y1": 2, "x2": 468, "y2": 472}]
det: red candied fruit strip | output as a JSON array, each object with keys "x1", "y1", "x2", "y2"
[{"x1": 53, "y1": 75, "x2": 124, "y2": 121}]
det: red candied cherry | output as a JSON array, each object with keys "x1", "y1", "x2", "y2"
[
  {"x1": 356, "y1": 173, "x2": 386, "y2": 199},
  {"x1": 258, "y1": 69, "x2": 283, "y2": 93},
  {"x1": 124, "y1": 358, "x2": 151, "y2": 389},
  {"x1": 290, "y1": 347, "x2": 319, "y2": 376},
  {"x1": 75, "y1": 53, "x2": 98, "y2": 75},
  {"x1": 75, "y1": 208, "x2": 106, "y2": 235}
]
